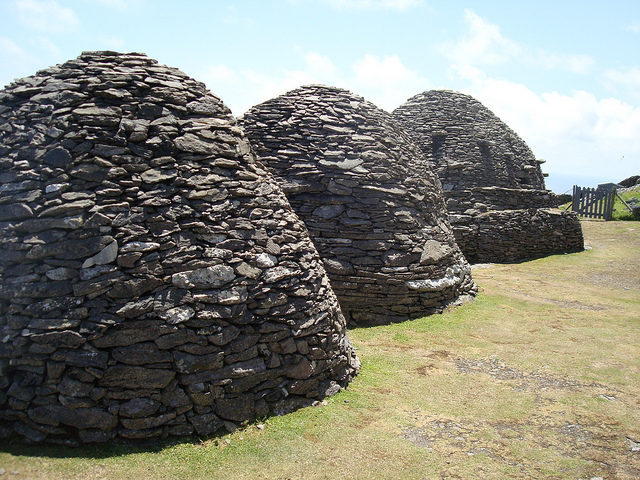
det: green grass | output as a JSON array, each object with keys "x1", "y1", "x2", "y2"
[
  {"x1": 612, "y1": 185, "x2": 640, "y2": 220},
  {"x1": 1, "y1": 221, "x2": 639, "y2": 479}
]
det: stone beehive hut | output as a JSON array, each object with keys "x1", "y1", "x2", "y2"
[
  {"x1": 241, "y1": 85, "x2": 477, "y2": 327},
  {"x1": 0, "y1": 52, "x2": 359, "y2": 445},
  {"x1": 393, "y1": 90, "x2": 583, "y2": 263}
]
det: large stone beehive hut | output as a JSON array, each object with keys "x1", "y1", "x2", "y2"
[
  {"x1": 241, "y1": 85, "x2": 477, "y2": 327},
  {"x1": 0, "y1": 52, "x2": 359, "y2": 445},
  {"x1": 393, "y1": 90, "x2": 583, "y2": 263}
]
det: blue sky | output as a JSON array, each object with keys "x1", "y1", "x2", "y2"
[{"x1": 1, "y1": 0, "x2": 639, "y2": 192}]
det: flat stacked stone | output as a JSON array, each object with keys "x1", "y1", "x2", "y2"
[
  {"x1": 393, "y1": 90, "x2": 583, "y2": 263},
  {"x1": 0, "y1": 52, "x2": 359, "y2": 445},
  {"x1": 241, "y1": 85, "x2": 477, "y2": 326}
]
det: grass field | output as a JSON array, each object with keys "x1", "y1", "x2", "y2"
[
  {"x1": 1, "y1": 221, "x2": 639, "y2": 479},
  {"x1": 613, "y1": 186, "x2": 640, "y2": 220}
]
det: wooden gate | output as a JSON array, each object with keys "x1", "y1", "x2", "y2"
[{"x1": 571, "y1": 185, "x2": 616, "y2": 220}]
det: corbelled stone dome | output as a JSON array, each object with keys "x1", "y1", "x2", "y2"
[
  {"x1": 0, "y1": 52, "x2": 359, "y2": 445},
  {"x1": 393, "y1": 90, "x2": 584, "y2": 263},
  {"x1": 393, "y1": 90, "x2": 547, "y2": 191},
  {"x1": 241, "y1": 85, "x2": 477, "y2": 326}
]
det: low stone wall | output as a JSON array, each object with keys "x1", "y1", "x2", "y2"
[
  {"x1": 444, "y1": 187, "x2": 556, "y2": 213},
  {"x1": 242, "y1": 85, "x2": 477, "y2": 326},
  {"x1": 450, "y1": 209, "x2": 584, "y2": 264},
  {"x1": 0, "y1": 52, "x2": 359, "y2": 445}
]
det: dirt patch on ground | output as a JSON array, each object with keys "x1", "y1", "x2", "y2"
[
  {"x1": 500, "y1": 289, "x2": 608, "y2": 311},
  {"x1": 402, "y1": 354, "x2": 638, "y2": 478},
  {"x1": 403, "y1": 415, "x2": 640, "y2": 479},
  {"x1": 453, "y1": 356, "x2": 615, "y2": 394},
  {"x1": 585, "y1": 271, "x2": 640, "y2": 291}
]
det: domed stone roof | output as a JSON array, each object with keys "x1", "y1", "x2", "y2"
[
  {"x1": 393, "y1": 90, "x2": 546, "y2": 191},
  {"x1": 241, "y1": 85, "x2": 477, "y2": 326},
  {"x1": 393, "y1": 90, "x2": 584, "y2": 263},
  {"x1": 0, "y1": 52, "x2": 359, "y2": 444}
]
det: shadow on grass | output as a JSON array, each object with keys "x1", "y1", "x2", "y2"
[{"x1": 0, "y1": 428, "x2": 232, "y2": 459}]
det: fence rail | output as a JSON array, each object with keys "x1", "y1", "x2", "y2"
[{"x1": 571, "y1": 185, "x2": 615, "y2": 220}]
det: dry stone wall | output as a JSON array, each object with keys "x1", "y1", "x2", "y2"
[
  {"x1": 393, "y1": 90, "x2": 583, "y2": 263},
  {"x1": 241, "y1": 85, "x2": 477, "y2": 326},
  {"x1": 453, "y1": 209, "x2": 585, "y2": 263},
  {"x1": 0, "y1": 52, "x2": 359, "y2": 445}
]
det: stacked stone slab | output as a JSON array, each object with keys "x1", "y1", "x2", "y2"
[
  {"x1": 393, "y1": 90, "x2": 583, "y2": 263},
  {"x1": 241, "y1": 85, "x2": 477, "y2": 326},
  {"x1": 0, "y1": 52, "x2": 359, "y2": 445}
]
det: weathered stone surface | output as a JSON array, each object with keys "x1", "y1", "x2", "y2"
[
  {"x1": 112, "y1": 343, "x2": 172, "y2": 365},
  {"x1": 45, "y1": 267, "x2": 77, "y2": 281},
  {"x1": 120, "y1": 412, "x2": 176, "y2": 430},
  {"x1": 0, "y1": 203, "x2": 34, "y2": 221},
  {"x1": 42, "y1": 147, "x2": 72, "y2": 169},
  {"x1": 51, "y1": 349, "x2": 108, "y2": 369},
  {"x1": 216, "y1": 395, "x2": 254, "y2": 422},
  {"x1": 26, "y1": 236, "x2": 114, "y2": 261},
  {"x1": 115, "y1": 297, "x2": 154, "y2": 318},
  {"x1": 171, "y1": 265, "x2": 236, "y2": 289},
  {"x1": 173, "y1": 351, "x2": 224, "y2": 374},
  {"x1": 0, "y1": 52, "x2": 358, "y2": 444},
  {"x1": 242, "y1": 85, "x2": 477, "y2": 325},
  {"x1": 29, "y1": 405, "x2": 117, "y2": 430},
  {"x1": 99, "y1": 366, "x2": 175, "y2": 389},
  {"x1": 92, "y1": 324, "x2": 173, "y2": 348},
  {"x1": 393, "y1": 90, "x2": 584, "y2": 263},
  {"x1": 140, "y1": 168, "x2": 177, "y2": 184},
  {"x1": 189, "y1": 412, "x2": 223, "y2": 436},
  {"x1": 161, "y1": 305, "x2": 195, "y2": 325},
  {"x1": 119, "y1": 398, "x2": 160, "y2": 418},
  {"x1": 29, "y1": 331, "x2": 85, "y2": 348},
  {"x1": 81, "y1": 239, "x2": 118, "y2": 269}
]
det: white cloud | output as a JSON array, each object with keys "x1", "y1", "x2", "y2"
[
  {"x1": 451, "y1": 65, "x2": 640, "y2": 184},
  {"x1": 443, "y1": 9, "x2": 593, "y2": 74},
  {"x1": 97, "y1": 35, "x2": 126, "y2": 50},
  {"x1": 32, "y1": 36, "x2": 60, "y2": 56},
  {"x1": 0, "y1": 36, "x2": 27, "y2": 58},
  {"x1": 199, "y1": 61, "x2": 323, "y2": 115},
  {"x1": 605, "y1": 67, "x2": 640, "y2": 85},
  {"x1": 197, "y1": 51, "x2": 426, "y2": 115},
  {"x1": 222, "y1": 4, "x2": 255, "y2": 27},
  {"x1": 13, "y1": 0, "x2": 79, "y2": 33},
  {"x1": 92, "y1": 0, "x2": 129, "y2": 8},
  {"x1": 604, "y1": 67, "x2": 640, "y2": 100},
  {"x1": 626, "y1": 20, "x2": 640, "y2": 33},
  {"x1": 325, "y1": 0, "x2": 422, "y2": 10},
  {"x1": 441, "y1": 9, "x2": 521, "y2": 66},
  {"x1": 304, "y1": 52, "x2": 338, "y2": 76},
  {"x1": 0, "y1": 36, "x2": 38, "y2": 88},
  {"x1": 289, "y1": 0, "x2": 422, "y2": 10},
  {"x1": 535, "y1": 51, "x2": 595, "y2": 74},
  {"x1": 351, "y1": 54, "x2": 429, "y2": 110},
  {"x1": 83, "y1": 0, "x2": 144, "y2": 9},
  {"x1": 198, "y1": 51, "x2": 340, "y2": 114},
  {"x1": 203, "y1": 65, "x2": 238, "y2": 83}
]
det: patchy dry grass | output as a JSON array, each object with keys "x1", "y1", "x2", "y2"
[{"x1": 1, "y1": 221, "x2": 639, "y2": 479}]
